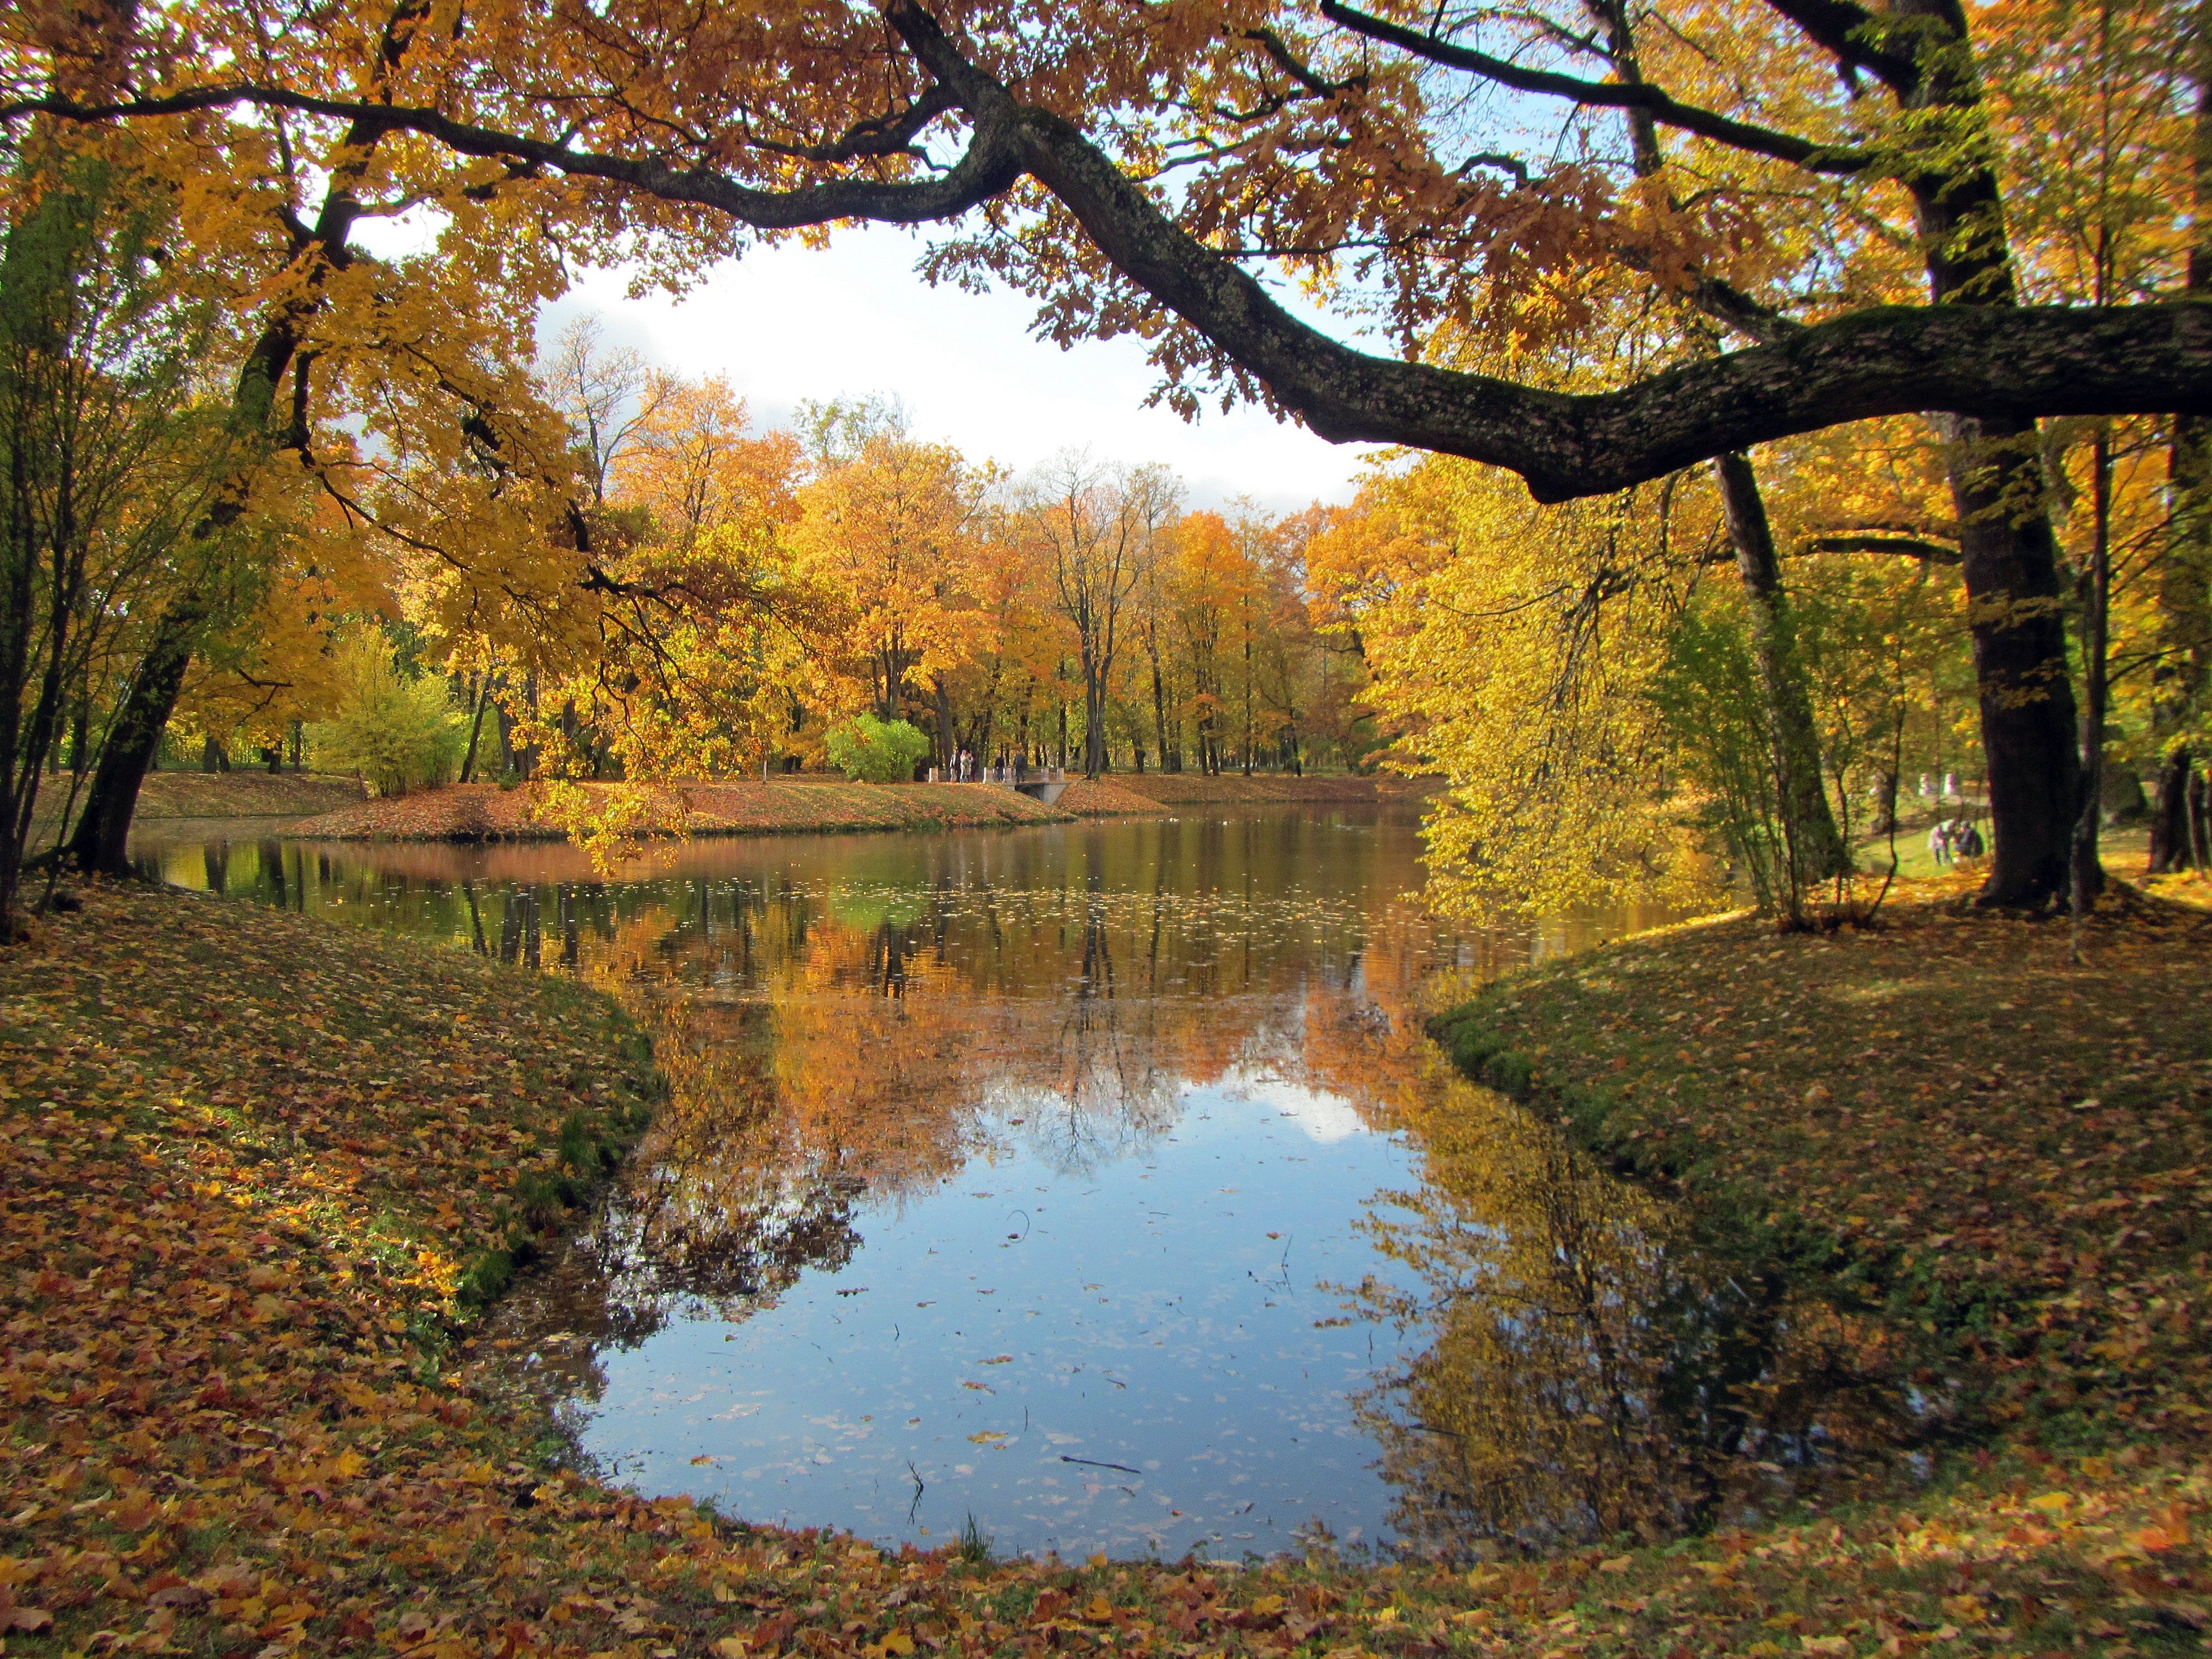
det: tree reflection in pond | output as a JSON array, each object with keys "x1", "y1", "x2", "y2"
[
  {"x1": 1350, "y1": 1063, "x2": 1941, "y2": 1560},
  {"x1": 130, "y1": 812, "x2": 1935, "y2": 1556}
]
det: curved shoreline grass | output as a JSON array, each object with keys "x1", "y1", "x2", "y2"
[{"x1": 5, "y1": 878, "x2": 2210, "y2": 1658}]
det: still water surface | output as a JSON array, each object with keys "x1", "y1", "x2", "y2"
[{"x1": 135, "y1": 807, "x2": 1916, "y2": 1561}]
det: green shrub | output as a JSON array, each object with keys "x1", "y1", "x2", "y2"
[
  {"x1": 306, "y1": 635, "x2": 465, "y2": 796},
  {"x1": 824, "y1": 713, "x2": 930, "y2": 783}
]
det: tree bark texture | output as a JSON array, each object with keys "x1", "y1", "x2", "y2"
[
  {"x1": 1945, "y1": 414, "x2": 2080, "y2": 904},
  {"x1": 1711, "y1": 452, "x2": 1851, "y2": 882},
  {"x1": 1886, "y1": 0, "x2": 2079, "y2": 905},
  {"x1": 2070, "y1": 433, "x2": 2112, "y2": 910},
  {"x1": 67, "y1": 596, "x2": 202, "y2": 875},
  {"x1": 2151, "y1": 34, "x2": 2212, "y2": 873}
]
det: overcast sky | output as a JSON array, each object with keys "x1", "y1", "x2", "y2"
[{"x1": 534, "y1": 225, "x2": 1385, "y2": 516}]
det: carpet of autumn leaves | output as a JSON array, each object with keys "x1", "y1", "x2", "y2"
[
  {"x1": 281, "y1": 774, "x2": 1417, "y2": 841},
  {"x1": 8, "y1": 873, "x2": 2212, "y2": 1659},
  {"x1": 286, "y1": 782, "x2": 1076, "y2": 843},
  {"x1": 1428, "y1": 874, "x2": 2212, "y2": 1655}
]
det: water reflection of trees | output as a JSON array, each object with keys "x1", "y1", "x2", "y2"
[
  {"x1": 136, "y1": 815, "x2": 1936, "y2": 1553},
  {"x1": 495, "y1": 837, "x2": 1474, "y2": 1383},
  {"x1": 1347, "y1": 1048, "x2": 1926, "y2": 1560}
]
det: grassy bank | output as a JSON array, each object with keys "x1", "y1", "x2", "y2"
[
  {"x1": 1055, "y1": 773, "x2": 1432, "y2": 816},
  {"x1": 1104, "y1": 773, "x2": 1427, "y2": 807},
  {"x1": 0, "y1": 885, "x2": 1585, "y2": 1659},
  {"x1": 30, "y1": 770, "x2": 368, "y2": 831},
  {"x1": 1421, "y1": 874, "x2": 2212, "y2": 1654},
  {"x1": 11, "y1": 877, "x2": 2211, "y2": 1659},
  {"x1": 281, "y1": 772, "x2": 1426, "y2": 840},
  {"x1": 288, "y1": 779, "x2": 1074, "y2": 841}
]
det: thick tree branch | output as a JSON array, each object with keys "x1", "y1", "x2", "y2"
[
  {"x1": 971, "y1": 92, "x2": 2212, "y2": 498},
  {"x1": 1243, "y1": 26, "x2": 1367, "y2": 97},
  {"x1": 14, "y1": 23, "x2": 2210, "y2": 505},
  {"x1": 1808, "y1": 534, "x2": 1960, "y2": 561},
  {"x1": 1317, "y1": 0, "x2": 1875, "y2": 174},
  {"x1": 0, "y1": 83, "x2": 1024, "y2": 228},
  {"x1": 1757, "y1": 0, "x2": 1921, "y2": 92}
]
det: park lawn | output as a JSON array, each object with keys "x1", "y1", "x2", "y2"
[
  {"x1": 26, "y1": 771, "x2": 368, "y2": 836},
  {"x1": 286, "y1": 779, "x2": 1072, "y2": 842},
  {"x1": 6, "y1": 875, "x2": 2212, "y2": 1658},
  {"x1": 1425, "y1": 873, "x2": 2212, "y2": 1655},
  {"x1": 1105, "y1": 774, "x2": 1425, "y2": 807}
]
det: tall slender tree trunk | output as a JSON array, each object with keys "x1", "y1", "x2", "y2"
[
  {"x1": 934, "y1": 676, "x2": 955, "y2": 774},
  {"x1": 1889, "y1": 0, "x2": 2080, "y2": 906},
  {"x1": 67, "y1": 596, "x2": 203, "y2": 875},
  {"x1": 61, "y1": 49, "x2": 415, "y2": 869},
  {"x1": 1712, "y1": 452, "x2": 1849, "y2": 881},
  {"x1": 1240, "y1": 631, "x2": 1254, "y2": 775},
  {"x1": 2151, "y1": 35, "x2": 2211, "y2": 874},
  {"x1": 1149, "y1": 645, "x2": 1178, "y2": 773},
  {"x1": 458, "y1": 670, "x2": 495, "y2": 783},
  {"x1": 2072, "y1": 432, "x2": 2114, "y2": 914}
]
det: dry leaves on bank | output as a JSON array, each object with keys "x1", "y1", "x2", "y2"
[{"x1": 6, "y1": 879, "x2": 2210, "y2": 1658}]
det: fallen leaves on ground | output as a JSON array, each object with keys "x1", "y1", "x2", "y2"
[
  {"x1": 286, "y1": 781, "x2": 1072, "y2": 842},
  {"x1": 1101, "y1": 775, "x2": 1427, "y2": 807},
  {"x1": 1421, "y1": 875, "x2": 2212, "y2": 1655},
  {"x1": 28, "y1": 770, "x2": 365, "y2": 830},
  {"x1": 8, "y1": 875, "x2": 2211, "y2": 1658},
  {"x1": 1053, "y1": 779, "x2": 1167, "y2": 816}
]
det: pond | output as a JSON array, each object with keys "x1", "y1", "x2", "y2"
[{"x1": 134, "y1": 806, "x2": 1929, "y2": 1562}]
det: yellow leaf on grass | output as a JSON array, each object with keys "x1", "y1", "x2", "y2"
[
  {"x1": 714, "y1": 1640, "x2": 749, "y2": 1658},
  {"x1": 882, "y1": 1631, "x2": 916, "y2": 1655},
  {"x1": 1599, "y1": 1555, "x2": 1632, "y2": 1574},
  {"x1": 1082, "y1": 1598, "x2": 1117, "y2": 1623},
  {"x1": 2027, "y1": 1491, "x2": 2072, "y2": 1512},
  {"x1": 331, "y1": 1449, "x2": 366, "y2": 1479},
  {"x1": 1802, "y1": 1639, "x2": 1850, "y2": 1656},
  {"x1": 1248, "y1": 1595, "x2": 1285, "y2": 1616}
]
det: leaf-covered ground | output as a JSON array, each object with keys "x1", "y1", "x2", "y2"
[
  {"x1": 286, "y1": 781, "x2": 1073, "y2": 842},
  {"x1": 7, "y1": 875, "x2": 2212, "y2": 1658},
  {"x1": 1428, "y1": 874, "x2": 2212, "y2": 1655},
  {"x1": 1053, "y1": 776, "x2": 1431, "y2": 815},
  {"x1": 1053, "y1": 779, "x2": 1168, "y2": 816},
  {"x1": 29, "y1": 771, "x2": 368, "y2": 833},
  {"x1": 1102, "y1": 775, "x2": 1423, "y2": 807}
]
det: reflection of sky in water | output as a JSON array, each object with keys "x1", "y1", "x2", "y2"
[
  {"x1": 570, "y1": 1082, "x2": 1422, "y2": 1560},
  {"x1": 133, "y1": 808, "x2": 1707, "y2": 1561}
]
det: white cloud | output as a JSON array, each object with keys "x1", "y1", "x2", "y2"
[
  {"x1": 538, "y1": 226, "x2": 1383, "y2": 515},
  {"x1": 1223, "y1": 1069, "x2": 1369, "y2": 1144}
]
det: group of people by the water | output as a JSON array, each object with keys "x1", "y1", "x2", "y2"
[
  {"x1": 1928, "y1": 817, "x2": 1986, "y2": 866},
  {"x1": 928, "y1": 748, "x2": 1064, "y2": 786}
]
